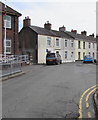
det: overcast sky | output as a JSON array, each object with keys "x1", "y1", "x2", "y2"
[{"x1": 0, "y1": 0, "x2": 97, "y2": 36}]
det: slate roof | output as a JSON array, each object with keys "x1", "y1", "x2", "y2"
[
  {"x1": 29, "y1": 26, "x2": 74, "y2": 39},
  {"x1": 29, "y1": 25, "x2": 96, "y2": 42},
  {"x1": 66, "y1": 31, "x2": 96, "y2": 42}
]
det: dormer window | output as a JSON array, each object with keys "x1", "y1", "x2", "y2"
[{"x1": 4, "y1": 15, "x2": 11, "y2": 29}]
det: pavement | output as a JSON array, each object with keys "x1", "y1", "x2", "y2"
[{"x1": 1, "y1": 64, "x2": 45, "y2": 81}]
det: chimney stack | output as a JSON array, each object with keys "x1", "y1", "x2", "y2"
[
  {"x1": 44, "y1": 21, "x2": 51, "y2": 30},
  {"x1": 59, "y1": 25, "x2": 66, "y2": 32},
  {"x1": 81, "y1": 31, "x2": 87, "y2": 36},
  {"x1": 23, "y1": 16, "x2": 31, "y2": 27},
  {"x1": 89, "y1": 33, "x2": 94, "y2": 37},
  {"x1": 71, "y1": 29, "x2": 77, "y2": 34}
]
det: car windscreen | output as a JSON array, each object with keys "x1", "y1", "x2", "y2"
[
  {"x1": 84, "y1": 56, "x2": 92, "y2": 59},
  {"x1": 46, "y1": 53, "x2": 55, "y2": 57}
]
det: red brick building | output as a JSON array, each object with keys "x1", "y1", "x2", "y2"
[{"x1": 0, "y1": 2, "x2": 21, "y2": 55}]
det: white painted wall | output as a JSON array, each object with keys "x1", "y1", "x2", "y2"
[
  {"x1": 75, "y1": 40, "x2": 86, "y2": 60},
  {"x1": 38, "y1": 35, "x2": 75, "y2": 64},
  {"x1": 38, "y1": 34, "x2": 96, "y2": 64},
  {"x1": 75, "y1": 40, "x2": 96, "y2": 60},
  {"x1": 86, "y1": 42, "x2": 97, "y2": 59}
]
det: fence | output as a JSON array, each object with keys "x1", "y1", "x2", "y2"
[
  {"x1": 0, "y1": 54, "x2": 29, "y2": 78},
  {"x1": 0, "y1": 54, "x2": 29, "y2": 64}
]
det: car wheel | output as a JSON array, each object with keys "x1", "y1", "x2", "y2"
[
  {"x1": 56, "y1": 61, "x2": 59, "y2": 65},
  {"x1": 46, "y1": 62, "x2": 48, "y2": 65},
  {"x1": 60, "y1": 61, "x2": 62, "y2": 64}
]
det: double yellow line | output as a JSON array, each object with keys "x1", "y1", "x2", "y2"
[{"x1": 79, "y1": 84, "x2": 98, "y2": 118}]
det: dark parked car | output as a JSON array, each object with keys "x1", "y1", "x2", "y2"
[
  {"x1": 83, "y1": 55, "x2": 93, "y2": 63},
  {"x1": 46, "y1": 53, "x2": 62, "y2": 65}
]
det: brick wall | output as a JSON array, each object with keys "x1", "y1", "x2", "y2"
[
  {"x1": 2, "y1": 13, "x2": 21, "y2": 55},
  {"x1": 0, "y1": 2, "x2": 21, "y2": 55}
]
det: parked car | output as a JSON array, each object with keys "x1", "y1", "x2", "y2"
[
  {"x1": 46, "y1": 53, "x2": 62, "y2": 65},
  {"x1": 83, "y1": 55, "x2": 93, "y2": 63}
]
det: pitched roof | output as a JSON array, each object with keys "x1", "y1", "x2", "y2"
[
  {"x1": 0, "y1": 2, "x2": 22, "y2": 16},
  {"x1": 66, "y1": 31, "x2": 96, "y2": 42},
  {"x1": 29, "y1": 25, "x2": 96, "y2": 42},
  {"x1": 29, "y1": 26, "x2": 74, "y2": 39}
]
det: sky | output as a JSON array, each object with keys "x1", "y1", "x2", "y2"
[{"x1": 0, "y1": 0, "x2": 97, "y2": 36}]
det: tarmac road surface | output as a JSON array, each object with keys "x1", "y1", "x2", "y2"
[{"x1": 2, "y1": 62, "x2": 96, "y2": 118}]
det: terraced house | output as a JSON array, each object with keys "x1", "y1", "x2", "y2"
[
  {"x1": 19, "y1": 17, "x2": 97, "y2": 64},
  {"x1": 19, "y1": 17, "x2": 75, "y2": 64},
  {"x1": 0, "y1": 2, "x2": 21, "y2": 55},
  {"x1": 66, "y1": 30, "x2": 97, "y2": 61}
]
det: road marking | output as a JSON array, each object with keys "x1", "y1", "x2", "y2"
[
  {"x1": 86, "y1": 87, "x2": 98, "y2": 108},
  {"x1": 79, "y1": 84, "x2": 98, "y2": 118},
  {"x1": 86, "y1": 102, "x2": 89, "y2": 108},
  {"x1": 88, "y1": 112, "x2": 91, "y2": 118}
]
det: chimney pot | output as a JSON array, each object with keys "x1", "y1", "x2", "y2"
[
  {"x1": 23, "y1": 16, "x2": 31, "y2": 27},
  {"x1": 71, "y1": 29, "x2": 77, "y2": 34},
  {"x1": 44, "y1": 21, "x2": 51, "y2": 30},
  {"x1": 89, "y1": 33, "x2": 94, "y2": 37},
  {"x1": 81, "y1": 31, "x2": 87, "y2": 36},
  {"x1": 59, "y1": 26, "x2": 66, "y2": 32}
]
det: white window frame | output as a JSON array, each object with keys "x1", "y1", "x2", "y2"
[
  {"x1": 88, "y1": 43, "x2": 91, "y2": 49},
  {"x1": 71, "y1": 40, "x2": 74, "y2": 47},
  {"x1": 65, "y1": 40, "x2": 67, "y2": 47},
  {"x1": 65, "y1": 51, "x2": 67, "y2": 59},
  {"x1": 6, "y1": 39, "x2": 11, "y2": 54},
  {"x1": 93, "y1": 43, "x2": 94, "y2": 48},
  {"x1": 78, "y1": 41, "x2": 81, "y2": 49},
  {"x1": 88, "y1": 52, "x2": 91, "y2": 56},
  {"x1": 83, "y1": 42, "x2": 85, "y2": 49},
  {"x1": 47, "y1": 37, "x2": 51, "y2": 46},
  {"x1": 71, "y1": 52, "x2": 74, "y2": 57},
  {"x1": 83, "y1": 52, "x2": 85, "y2": 58},
  {"x1": 4, "y1": 15, "x2": 12, "y2": 29},
  {"x1": 93, "y1": 52, "x2": 95, "y2": 58},
  {"x1": 56, "y1": 39, "x2": 59, "y2": 47}
]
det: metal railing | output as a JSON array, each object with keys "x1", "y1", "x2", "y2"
[
  {"x1": 0, "y1": 54, "x2": 29, "y2": 64},
  {"x1": 0, "y1": 54, "x2": 29, "y2": 78}
]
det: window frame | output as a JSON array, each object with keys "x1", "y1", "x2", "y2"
[
  {"x1": 47, "y1": 37, "x2": 51, "y2": 46},
  {"x1": 4, "y1": 15, "x2": 12, "y2": 29},
  {"x1": 88, "y1": 42, "x2": 91, "y2": 49},
  {"x1": 6, "y1": 39, "x2": 11, "y2": 54},
  {"x1": 78, "y1": 41, "x2": 81, "y2": 49},
  {"x1": 65, "y1": 51, "x2": 67, "y2": 59},
  {"x1": 71, "y1": 40, "x2": 74, "y2": 47},
  {"x1": 93, "y1": 43, "x2": 94, "y2": 48},
  {"x1": 71, "y1": 52, "x2": 74, "y2": 57},
  {"x1": 56, "y1": 38, "x2": 59, "y2": 47},
  {"x1": 65, "y1": 40, "x2": 67, "y2": 47},
  {"x1": 83, "y1": 42, "x2": 85, "y2": 49},
  {"x1": 88, "y1": 52, "x2": 91, "y2": 56}
]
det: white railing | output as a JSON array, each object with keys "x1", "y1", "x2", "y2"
[
  {"x1": 0, "y1": 54, "x2": 29, "y2": 64},
  {"x1": 0, "y1": 54, "x2": 29, "y2": 77}
]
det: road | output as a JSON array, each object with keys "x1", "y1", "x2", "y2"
[{"x1": 2, "y1": 62, "x2": 96, "y2": 118}]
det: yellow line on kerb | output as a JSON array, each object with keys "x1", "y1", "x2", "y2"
[
  {"x1": 79, "y1": 85, "x2": 98, "y2": 118},
  {"x1": 86, "y1": 87, "x2": 98, "y2": 108}
]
